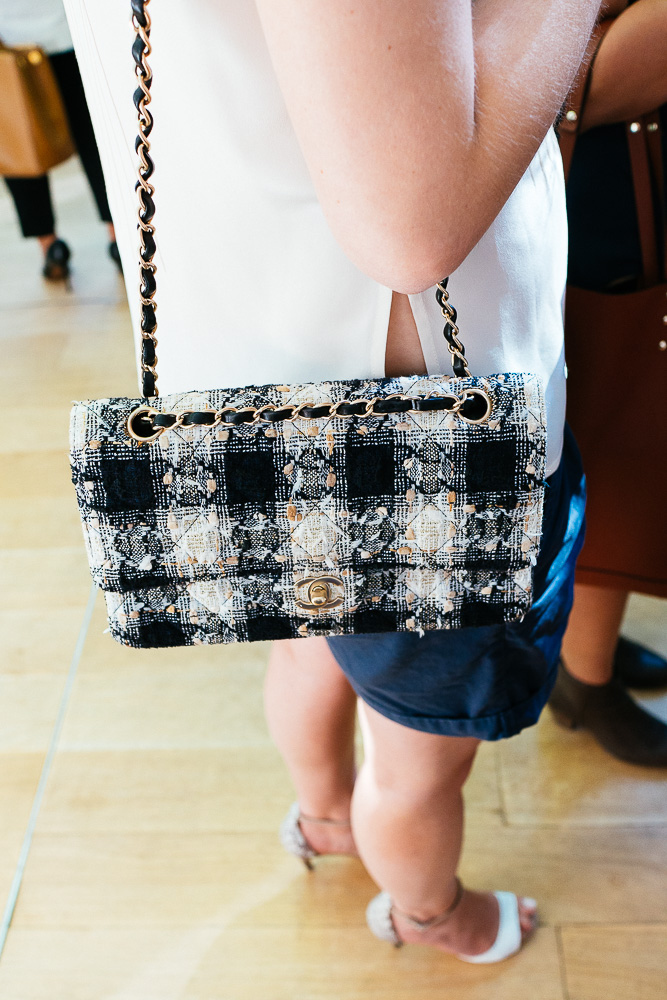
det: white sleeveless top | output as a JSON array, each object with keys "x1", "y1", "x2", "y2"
[{"x1": 63, "y1": 0, "x2": 568, "y2": 475}]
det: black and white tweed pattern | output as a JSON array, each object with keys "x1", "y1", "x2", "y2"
[{"x1": 69, "y1": 373, "x2": 546, "y2": 648}]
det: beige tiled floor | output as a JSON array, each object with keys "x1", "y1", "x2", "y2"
[
  {"x1": 1, "y1": 159, "x2": 666, "y2": 1000},
  {"x1": 560, "y1": 926, "x2": 667, "y2": 1000},
  {"x1": 0, "y1": 754, "x2": 46, "y2": 905},
  {"x1": 0, "y1": 610, "x2": 84, "y2": 675},
  {"x1": 499, "y1": 712, "x2": 667, "y2": 826},
  {"x1": 0, "y1": 925, "x2": 568, "y2": 1000}
]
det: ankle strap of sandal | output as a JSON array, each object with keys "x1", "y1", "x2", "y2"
[
  {"x1": 299, "y1": 811, "x2": 352, "y2": 827},
  {"x1": 392, "y1": 878, "x2": 464, "y2": 932}
]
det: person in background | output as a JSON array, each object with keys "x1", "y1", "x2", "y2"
[
  {"x1": 551, "y1": 0, "x2": 667, "y2": 765},
  {"x1": 0, "y1": 0, "x2": 118, "y2": 280}
]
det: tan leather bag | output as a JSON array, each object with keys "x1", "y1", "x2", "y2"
[
  {"x1": 560, "y1": 27, "x2": 667, "y2": 598},
  {"x1": 0, "y1": 40, "x2": 75, "y2": 177}
]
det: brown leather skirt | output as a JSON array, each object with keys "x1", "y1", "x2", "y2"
[{"x1": 564, "y1": 282, "x2": 667, "y2": 597}]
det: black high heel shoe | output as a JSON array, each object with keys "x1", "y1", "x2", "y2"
[
  {"x1": 42, "y1": 238, "x2": 71, "y2": 281},
  {"x1": 548, "y1": 660, "x2": 667, "y2": 767}
]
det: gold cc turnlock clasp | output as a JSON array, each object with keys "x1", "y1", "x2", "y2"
[{"x1": 295, "y1": 575, "x2": 345, "y2": 615}]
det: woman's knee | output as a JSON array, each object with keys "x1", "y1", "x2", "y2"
[
  {"x1": 363, "y1": 749, "x2": 477, "y2": 805},
  {"x1": 358, "y1": 702, "x2": 479, "y2": 799}
]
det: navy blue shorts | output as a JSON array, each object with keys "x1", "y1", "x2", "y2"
[{"x1": 327, "y1": 424, "x2": 586, "y2": 740}]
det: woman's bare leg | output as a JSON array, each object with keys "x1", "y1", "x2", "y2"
[
  {"x1": 265, "y1": 637, "x2": 357, "y2": 854},
  {"x1": 267, "y1": 638, "x2": 536, "y2": 953},
  {"x1": 561, "y1": 584, "x2": 628, "y2": 685},
  {"x1": 353, "y1": 702, "x2": 537, "y2": 956}
]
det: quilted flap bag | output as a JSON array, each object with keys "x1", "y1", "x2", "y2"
[{"x1": 69, "y1": 0, "x2": 546, "y2": 648}]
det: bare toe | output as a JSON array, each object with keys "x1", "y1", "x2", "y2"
[{"x1": 518, "y1": 897, "x2": 538, "y2": 940}]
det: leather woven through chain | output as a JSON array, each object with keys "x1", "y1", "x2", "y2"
[
  {"x1": 129, "y1": 0, "x2": 471, "y2": 403},
  {"x1": 126, "y1": 386, "x2": 492, "y2": 442},
  {"x1": 132, "y1": 0, "x2": 158, "y2": 398}
]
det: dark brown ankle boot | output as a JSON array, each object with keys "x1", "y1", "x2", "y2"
[
  {"x1": 614, "y1": 637, "x2": 667, "y2": 690},
  {"x1": 548, "y1": 661, "x2": 667, "y2": 767}
]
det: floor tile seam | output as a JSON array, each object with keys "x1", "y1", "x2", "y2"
[
  {"x1": 30, "y1": 740, "x2": 282, "y2": 752},
  {"x1": 36, "y1": 826, "x2": 296, "y2": 837},
  {"x1": 8, "y1": 924, "x2": 371, "y2": 938},
  {"x1": 554, "y1": 925, "x2": 572, "y2": 1000},
  {"x1": 32, "y1": 817, "x2": 667, "y2": 832},
  {"x1": 0, "y1": 583, "x2": 97, "y2": 963},
  {"x1": 6, "y1": 920, "x2": 373, "y2": 936},
  {"x1": 35, "y1": 745, "x2": 281, "y2": 755},
  {"x1": 502, "y1": 819, "x2": 667, "y2": 830},
  {"x1": 0, "y1": 670, "x2": 74, "y2": 679},
  {"x1": 555, "y1": 920, "x2": 667, "y2": 930},
  {"x1": 10, "y1": 829, "x2": 290, "y2": 842},
  {"x1": 53, "y1": 747, "x2": 276, "y2": 755},
  {"x1": 57, "y1": 667, "x2": 272, "y2": 680},
  {"x1": 0, "y1": 296, "x2": 123, "y2": 314},
  {"x1": 7, "y1": 919, "x2": 667, "y2": 933},
  {"x1": 492, "y1": 743, "x2": 509, "y2": 826}
]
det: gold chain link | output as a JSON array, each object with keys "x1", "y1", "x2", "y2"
[
  {"x1": 436, "y1": 281, "x2": 471, "y2": 377},
  {"x1": 132, "y1": 2, "x2": 158, "y2": 393}
]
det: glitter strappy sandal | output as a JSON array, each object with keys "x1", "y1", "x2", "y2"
[
  {"x1": 366, "y1": 879, "x2": 536, "y2": 964},
  {"x1": 279, "y1": 801, "x2": 353, "y2": 869}
]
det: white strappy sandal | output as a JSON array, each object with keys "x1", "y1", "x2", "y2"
[
  {"x1": 281, "y1": 803, "x2": 534, "y2": 963},
  {"x1": 366, "y1": 880, "x2": 537, "y2": 964},
  {"x1": 279, "y1": 801, "x2": 354, "y2": 870}
]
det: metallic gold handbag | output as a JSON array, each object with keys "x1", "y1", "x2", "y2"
[
  {"x1": 0, "y1": 39, "x2": 75, "y2": 177},
  {"x1": 69, "y1": 0, "x2": 546, "y2": 648}
]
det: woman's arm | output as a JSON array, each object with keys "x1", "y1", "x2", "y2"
[
  {"x1": 254, "y1": 0, "x2": 599, "y2": 291},
  {"x1": 582, "y1": 0, "x2": 667, "y2": 131}
]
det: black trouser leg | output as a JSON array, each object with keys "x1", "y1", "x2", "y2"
[
  {"x1": 3, "y1": 175, "x2": 56, "y2": 238},
  {"x1": 50, "y1": 49, "x2": 112, "y2": 223}
]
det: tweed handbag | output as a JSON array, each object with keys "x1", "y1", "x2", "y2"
[{"x1": 69, "y1": 0, "x2": 546, "y2": 649}]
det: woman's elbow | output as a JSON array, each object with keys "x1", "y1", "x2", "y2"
[
  {"x1": 379, "y1": 251, "x2": 469, "y2": 294},
  {"x1": 360, "y1": 243, "x2": 474, "y2": 295},
  {"x1": 350, "y1": 233, "x2": 474, "y2": 294},
  {"x1": 328, "y1": 212, "x2": 478, "y2": 293}
]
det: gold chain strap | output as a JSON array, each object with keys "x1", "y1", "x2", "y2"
[
  {"x1": 127, "y1": 0, "x2": 477, "y2": 421},
  {"x1": 132, "y1": 0, "x2": 159, "y2": 397},
  {"x1": 436, "y1": 281, "x2": 471, "y2": 377}
]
